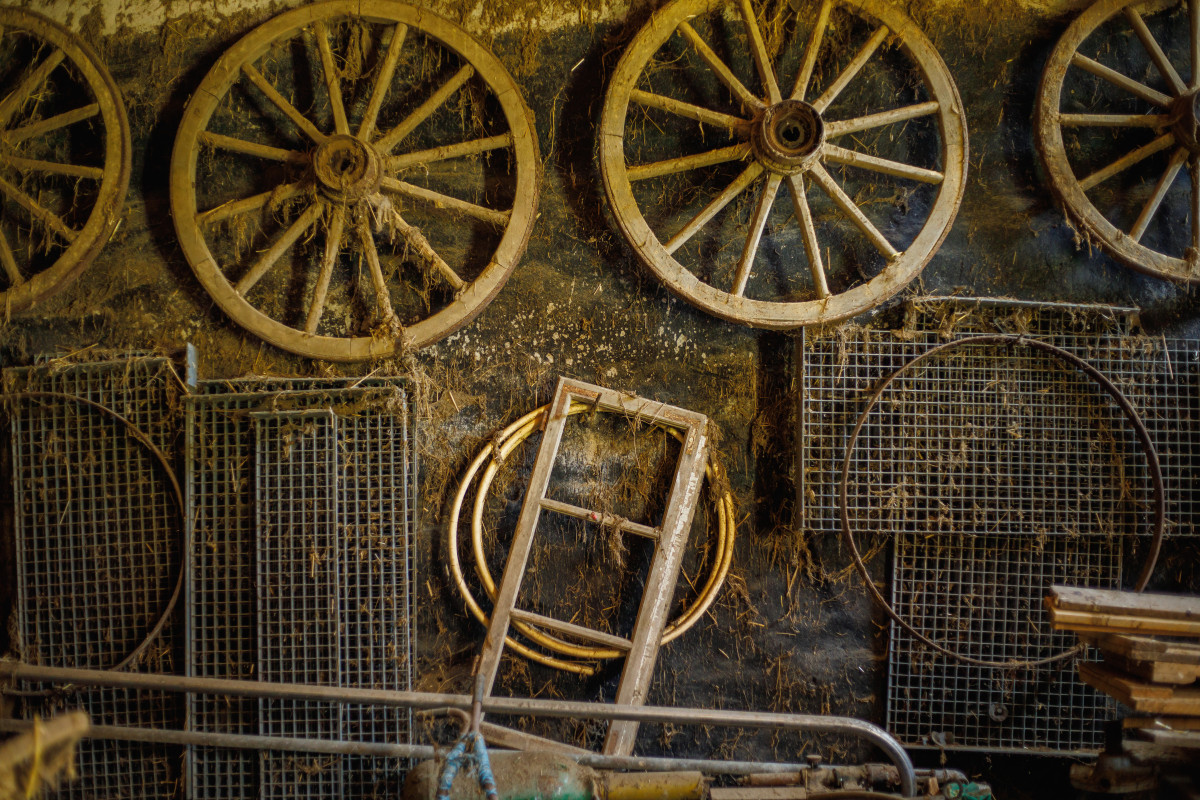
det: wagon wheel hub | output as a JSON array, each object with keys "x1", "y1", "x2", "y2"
[
  {"x1": 754, "y1": 100, "x2": 824, "y2": 174},
  {"x1": 1168, "y1": 91, "x2": 1200, "y2": 158},
  {"x1": 313, "y1": 134, "x2": 381, "y2": 202}
]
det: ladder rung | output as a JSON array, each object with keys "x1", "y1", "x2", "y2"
[
  {"x1": 538, "y1": 498, "x2": 660, "y2": 540},
  {"x1": 509, "y1": 608, "x2": 633, "y2": 651}
]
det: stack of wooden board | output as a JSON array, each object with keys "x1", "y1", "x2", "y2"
[{"x1": 1046, "y1": 585, "x2": 1200, "y2": 742}]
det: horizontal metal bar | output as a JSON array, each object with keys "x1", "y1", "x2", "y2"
[
  {"x1": 0, "y1": 717, "x2": 814, "y2": 776},
  {"x1": 510, "y1": 608, "x2": 633, "y2": 651},
  {"x1": 907, "y1": 295, "x2": 1140, "y2": 315},
  {"x1": 0, "y1": 718, "x2": 431, "y2": 759},
  {"x1": 0, "y1": 662, "x2": 916, "y2": 793},
  {"x1": 539, "y1": 498, "x2": 660, "y2": 540}
]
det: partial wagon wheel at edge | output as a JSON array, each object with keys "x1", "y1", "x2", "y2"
[
  {"x1": 170, "y1": 0, "x2": 539, "y2": 362},
  {"x1": 1038, "y1": 0, "x2": 1200, "y2": 284},
  {"x1": 0, "y1": 9, "x2": 131, "y2": 314},
  {"x1": 599, "y1": 0, "x2": 968, "y2": 329}
]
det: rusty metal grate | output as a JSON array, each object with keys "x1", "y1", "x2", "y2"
[
  {"x1": 5, "y1": 355, "x2": 184, "y2": 799},
  {"x1": 186, "y1": 377, "x2": 416, "y2": 800},
  {"x1": 798, "y1": 300, "x2": 1199, "y2": 753}
]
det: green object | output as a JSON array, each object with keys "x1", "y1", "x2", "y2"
[{"x1": 944, "y1": 782, "x2": 992, "y2": 800}]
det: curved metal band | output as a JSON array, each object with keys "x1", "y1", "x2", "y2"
[
  {"x1": 838, "y1": 334, "x2": 1166, "y2": 669},
  {"x1": 3, "y1": 391, "x2": 184, "y2": 675}
]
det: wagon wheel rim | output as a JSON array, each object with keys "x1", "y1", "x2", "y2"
[
  {"x1": 0, "y1": 9, "x2": 131, "y2": 313},
  {"x1": 1038, "y1": 0, "x2": 1200, "y2": 283},
  {"x1": 170, "y1": 0, "x2": 539, "y2": 362},
  {"x1": 599, "y1": 0, "x2": 967, "y2": 329}
]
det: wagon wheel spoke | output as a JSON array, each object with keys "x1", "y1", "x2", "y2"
[
  {"x1": 823, "y1": 143, "x2": 944, "y2": 184},
  {"x1": 5, "y1": 103, "x2": 98, "y2": 145},
  {"x1": 387, "y1": 208, "x2": 466, "y2": 290},
  {"x1": 825, "y1": 101, "x2": 940, "y2": 137},
  {"x1": 731, "y1": 172, "x2": 781, "y2": 296},
  {"x1": 241, "y1": 63, "x2": 327, "y2": 144},
  {"x1": 664, "y1": 162, "x2": 764, "y2": 254},
  {"x1": 200, "y1": 131, "x2": 304, "y2": 162},
  {"x1": 791, "y1": 0, "x2": 832, "y2": 102},
  {"x1": 676, "y1": 22, "x2": 763, "y2": 111},
  {"x1": 385, "y1": 133, "x2": 512, "y2": 171},
  {"x1": 379, "y1": 177, "x2": 510, "y2": 228},
  {"x1": 173, "y1": 4, "x2": 539, "y2": 360},
  {"x1": 808, "y1": 162, "x2": 897, "y2": 259},
  {"x1": 0, "y1": 153, "x2": 103, "y2": 180},
  {"x1": 1078, "y1": 132, "x2": 1175, "y2": 190},
  {"x1": 234, "y1": 202, "x2": 324, "y2": 295},
  {"x1": 1123, "y1": 7, "x2": 1187, "y2": 96},
  {"x1": 0, "y1": 173, "x2": 77, "y2": 242},
  {"x1": 313, "y1": 21, "x2": 349, "y2": 136},
  {"x1": 1058, "y1": 112, "x2": 1169, "y2": 127},
  {"x1": 1129, "y1": 147, "x2": 1187, "y2": 242},
  {"x1": 358, "y1": 24, "x2": 407, "y2": 140},
  {"x1": 0, "y1": 48, "x2": 64, "y2": 128},
  {"x1": 375, "y1": 64, "x2": 474, "y2": 155},
  {"x1": 738, "y1": 0, "x2": 781, "y2": 104},
  {"x1": 627, "y1": 143, "x2": 751, "y2": 182},
  {"x1": 1070, "y1": 53, "x2": 1172, "y2": 108},
  {"x1": 0, "y1": 225, "x2": 23, "y2": 286},
  {"x1": 358, "y1": 220, "x2": 400, "y2": 325},
  {"x1": 305, "y1": 204, "x2": 345, "y2": 333},
  {"x1": 197, "y1": 182, "x2": 304, "y2": 227},
  {"x1": 813, "y1": 26, "x2": 889, "y2": 113},
  {"x1": 630, "y1": 89, "x2": 749, "y2": 131},
  {"x1": 786, "y1": 174, "x2": 829, "y2": 298}
]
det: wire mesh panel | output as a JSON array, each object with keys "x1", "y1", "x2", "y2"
[
  {"x1": 5, "y1": 356, "x2": 184, "y2": 799},
  {"x1": 186, "y1": 378, "x2": 415, "y2": 800},
  {"x1": 255, "y1": 410, "x2": 343, "y2": 799},
  {"x1": 798, "y1": 301, "x2": 1199, "y2": 753}
]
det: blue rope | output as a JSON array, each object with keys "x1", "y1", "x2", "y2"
[{"x1": 434, "y1": 732, "x2": 499, "y2": 800}]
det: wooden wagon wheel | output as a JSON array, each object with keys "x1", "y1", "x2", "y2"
[
  {"x1": 599, "y1": 0, "x2": 967, "y2": 329},
  {"x1": 1039, "y1": 0, "x2": 1200, "y2": 283},
  {"x1": 0, "y1": 9, "x2": 130, "y2": 313},
  {"x1": 171, "y1": 1, "x2": 539, "y2": 361}
]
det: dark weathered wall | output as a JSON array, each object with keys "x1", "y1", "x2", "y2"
[{"x1": 5, "y1": 0, "x2": 1200, "y2": 794}]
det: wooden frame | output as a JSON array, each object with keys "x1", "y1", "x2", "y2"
[{"x1": 476, "y1": 377, "x2": 710, "y2": 756}]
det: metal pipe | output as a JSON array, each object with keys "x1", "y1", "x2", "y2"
[
  {"x1": 0, "y1": 662, "x2": 916, "y2": 794},
  {"x1": 0, "y1": 718, "x2": 435, "y2": 759},
  {"x1": 0, "y1": 718, "x2": 804, "y2": 777}
]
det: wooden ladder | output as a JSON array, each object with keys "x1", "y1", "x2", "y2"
[{"x1": 475, "y1": 377, "x2": 710, "y2": 756}]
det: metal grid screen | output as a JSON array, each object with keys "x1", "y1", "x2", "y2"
[
  {"x1": 5, "y1": 356, "x2": 183, "y2": 799},
  {"x1": 799, "y1": 301, "x2": 1200, "y2": 753},
  {"x1": 186, "y1": 378, "x2": 416, "y2": 800}
]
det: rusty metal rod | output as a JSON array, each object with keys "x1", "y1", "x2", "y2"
[
  {"x1": 0, "y1": 662, "x2": 916, "y2": 793},
  {"x1": 0, "y1": 718, "x2": 808, "y2": 777}
]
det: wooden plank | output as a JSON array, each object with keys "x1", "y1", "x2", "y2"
[
  {"x1": 509, "y1": 608, "x2": 632, "y2": 651},
  {"x1": 1102, "y1": 651, "x2": 1200, "y2": 685},
  {"x1": 711, "y1": 788, "x2": 808, "y2": 800},
  {"x1": 1124, "y1": 716, "x2": 1200, "y2": 730},
  {"x1": 1050, "y1": 586, "x2": 1200, "y2": 622},
  {"x1": 1082, "y1": 633, "x2": 1200, "y2": 665},
  {"x1": 1133, "y1": 727, "x2": 1200, "y2": 750},
  {"x1": 1079, "y1": 663, "x2": 1200, "y2": 715},
  {"x1": 1048, "y1": 607, "x2": 1200, "y2": 638}
]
